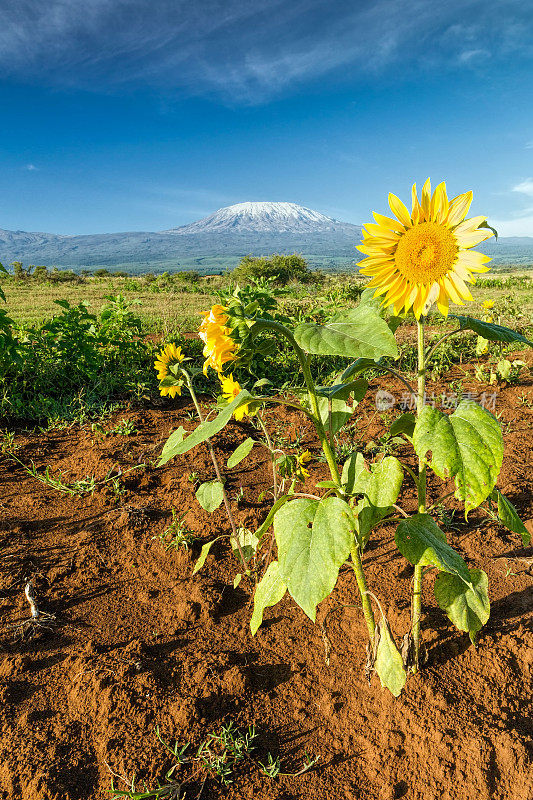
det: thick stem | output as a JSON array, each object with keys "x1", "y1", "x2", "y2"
[
  {"x1": 350, "y1": 546, "x2": 376, "y2": 639},
  {"x1": 412, "y1": 318, "x2": 427, "y2": 672},
  {"x1": 184, "y1": 372, "x2": 249, "y2": 570}
]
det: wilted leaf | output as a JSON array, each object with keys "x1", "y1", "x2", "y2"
[{"x1": 374, "y1": 618, "x2": 406, "y2": 697}]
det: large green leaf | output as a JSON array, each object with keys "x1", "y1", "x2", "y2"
[
  {"x1": 157, "y1": 390, "x2": 253, "y2": 465},
  {"x1": 355, "y1": 457, "x2": 404, "y2": 546},
  {"x1": 275, "y1": 496, "x2": 355, "y2": 621},
  {"x1": 413, "y1": 401, "x2": 503, "y2": 514},
  {"x1": 250, "y1": 561, "x2": 287, "y2": 635},
  {"x1": 494, "y1": 490, "x2": 531, "y2": 546},
  {"x1": 434, "y1": 568, "x2": 490, "y2": 644},
  {"x1": 227, "y1": 437, "x2": 254, "y2": 468},
  {"x1": 374, "y1": 619, "x2": 406, "y2": 697},
  {"x1": 293, "y1": 306, "x2": 398, "y2": 360},
  {"x1": 395, "y1": 514, "x2": 473, "y2": 587},
  {"x1": 451, "y1": 315, "x2": 533, "y2": 347}
]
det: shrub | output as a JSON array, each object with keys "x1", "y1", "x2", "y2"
[{"x1": 231, "y1": 253, "x2": 312, "y2": 285}]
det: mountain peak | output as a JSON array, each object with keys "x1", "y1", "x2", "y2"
[{"x1": 165, "y1": 201, "x2": 357, "y2": 234}]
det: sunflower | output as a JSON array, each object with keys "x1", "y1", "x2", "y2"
[
  {"x1": 296, "y1": 449, "x2": 313, "y2": 479},
  {"x1": 220, "y1": 374, "x2": 252, "y2": 421},
  {"x1": 199, "y1": 304, "x2": 239, "y2": 376},
  {"x1": 154, "y1": 343, "x2": 185, "y2": 398},
  {"x1": 482, "y1": 300, "x2": 495, "y2": 310},
  {"x1": 357, "y1": 179, "x2": 494, "y2": 318}
]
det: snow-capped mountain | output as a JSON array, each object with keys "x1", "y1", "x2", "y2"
[
  {"x1": 0, "y1": 203, "x2": 529, "y2": 273},
  {"x1": 166, "y1": 202, "x2": 359, "y2": 235}
]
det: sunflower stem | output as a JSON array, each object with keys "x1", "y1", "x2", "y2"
[
  {"x1": 412, "y1": 318, "x2": 427, "y2": 673},
  {"x1": 183, "y1": 371, "x2": 249, "y2": 570}
]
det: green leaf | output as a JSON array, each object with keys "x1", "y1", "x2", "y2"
[
  {"x1": 250, "y1": 561, "x2": 287, "y2": 636},
  {"x1": 341, "y1": 452, "x2": 367, "y2": 494},
  {"x1": 227, "y1": 437, "x2": 255, "y2": 468},
  {"x1": 157, "y1": 390, "x2": 253, "y2": 465},
  {"x1": 395, "y1": 514, "x2": 473, "y2": 586},
  {"x1": 315, "y1": 378, "x2": 368, "y2": 402},
  {"x1": 374, "y1": 618, "x2": 407, "y2": 697},
  {"x1": 434, "y1": 569, "x2": 490, "y2": 644},
  {"x1": 340, "y1": 357, "x2": 381, "y2": 382},
  {"x1": 230, "y1": 528, "x2": 259, "y2": 562},
  {"x1": 494, "y1": 490, "x2": 531, "y2": 546},
  {"x1": 254, "y1": 495, "x2": 292, "y2": 539},
  {"x1": 192, "y1": 538, "x2": 221, "y2": 575},
  {"x1": 356, "y1": 456, "x2": 404, "y2": 546},
  {"x1": 195, "y1": 480, "x2": 224, "y2": 513},
  {"x1": 233, "y1": 573, "x2": 242, "y2": 589},
  {"x1": 358, "y1": 286, "x2": 385, "y2": 311},
  {"x1": 293, "y1": 306, "x2": 399, "y2": 360},
  {"x1": 390, "y1": 413, "x2": 416, "y2": 438},
  {"x1": 315, "y1": 396, "x2": 353, "y2": 437},
  {"x1": 413, "y1": 401, "x2": 503, "y2": 514},
  {"x1": 275, "y1": 496, "x2": 355, "y2": 621},
  {"x1": 451, "y1": 315, "x2": 533, "y2": 347}
]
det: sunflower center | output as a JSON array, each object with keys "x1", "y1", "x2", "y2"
[{"x1": 394, "y1": 221, "x2": 458, "y2": 284}]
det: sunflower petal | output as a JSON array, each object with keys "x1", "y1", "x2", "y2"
[{"x1": 388, "y1": 193, "x2": 412, "y2": 227}]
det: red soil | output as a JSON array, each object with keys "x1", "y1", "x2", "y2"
[{"x1": 1, "y1": 360, "x2": 532, "y2": 800}]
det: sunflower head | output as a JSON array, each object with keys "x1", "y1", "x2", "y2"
[
  {"x1": 482, "y1": 300, "x2": 495, "y2": 310},
  {"x1": 296, "y1": 449, "x2": 313, "y2": 479},
  {"x1": 220, "y1": 373, "x2": 253, "y2": 421},
  {"x1": 154, "y1": 343, "x2": 185, "y2": 398},
  {"x1": 357, "y1": 179, "x2": 494, "y2": 319},
  {"x1": 199, "y1": 304, "x2": 239, "y2": 376}
]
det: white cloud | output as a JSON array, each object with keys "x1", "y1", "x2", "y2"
[
  {"x1": 25, "y1": 163, "x2": 38, "y2": 171},
  {"x1": 490, "y1": 214, "x2": 533, "y2": 237},
  {"x1": 513, "y1": 179, "x2": 533, "y2": 197}
]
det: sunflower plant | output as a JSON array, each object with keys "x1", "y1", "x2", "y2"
[{"x1": 157, "y1": 180, "x2": 531, "y2": 696}]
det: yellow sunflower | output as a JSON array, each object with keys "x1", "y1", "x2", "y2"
[
  {"x1": 482, "y1": 299, "x2": 495, "y2": 310},
  {"x1": 357, "y1": 179, "x2": 494, "y2": 318},
  {"x1": 220, "y1": 374, "x2": 252, "y2": 422},
  {"x1": 154, "y1": 343, "x2": 185, "y2": 398},
  {"x1": 154, "y1": 343, "x2": 184, "y2": 380},
  {"x1": 296, "y1": 449, "x2": 313, "y2": 479},
  {"x1": 199, "y1": 304, "x2": 238, "y2": 376}
]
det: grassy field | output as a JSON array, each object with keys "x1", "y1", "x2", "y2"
[{"x1": 3, "y1": 269, "x2": 533, "y2": 330}]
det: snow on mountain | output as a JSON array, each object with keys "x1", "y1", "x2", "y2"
[{"x1": 165, "y1": 201, "x2": 359, "y2": 234}]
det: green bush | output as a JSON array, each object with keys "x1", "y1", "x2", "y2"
[{"x1": 231, "y1": 253, "x2": 312, "y2": 285}]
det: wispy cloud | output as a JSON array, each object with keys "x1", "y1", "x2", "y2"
[
  {"x1": 25, "y1": 163, "x2": 38, "y2": 171},
  {"x1": 513, "y1": 178, "x2": 533, "y2": 197},
  {"x1": 0, "y1": 0, "x2": 531, "y2": 103}
]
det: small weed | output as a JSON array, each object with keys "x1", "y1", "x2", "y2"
[
  {"x1": 187, "y1": 471, "x2": 200, "y2": 485},
  {"x1": 234, "y1": 486, "x2": 245, "y2": 506},
  {"x1": 107, "y1": 722, "x2": 318, "y2": 798},
  {"x1": 0, "y1": 430, "x2": 19, "y2": 454},
  {"x1": 153, "y1": 509, "x2": 195, "y2": 551}
]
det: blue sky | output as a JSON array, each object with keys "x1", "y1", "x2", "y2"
[{"x1": 0, "y1": 0, "x2": 532, "y2": 235}]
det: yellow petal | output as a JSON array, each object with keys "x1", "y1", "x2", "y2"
[
  {"x1": 372, "y1": 211, "x2": 407, "y2": 233},
  {"x1": 430, "y1": 182, "x2": 449, "y2": 224},
  {"x1": 420, "y1": 178, "x2": 432, "y2": 217},
  {"x1": 447, "y1": 191, "x2": 473, "y2": 226},
  {"x1": 388, "y1": 193, "x2": 412, "y2": 227}
]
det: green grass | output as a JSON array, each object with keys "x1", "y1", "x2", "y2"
[{"x1": 3, "y1": 269, "x2": 533, "y2": 330}]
